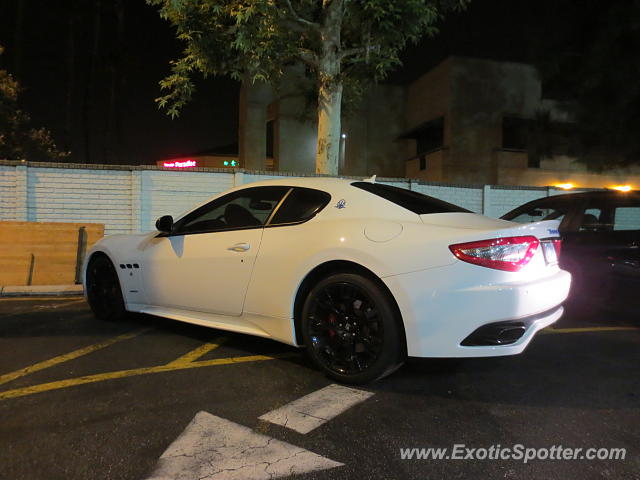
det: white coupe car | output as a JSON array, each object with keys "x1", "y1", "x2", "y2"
[{"x1": 84, "y1": 177, "x2": 571, "y2": 383}]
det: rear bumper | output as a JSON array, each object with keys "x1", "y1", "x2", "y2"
[{"x1": 383, "y1": 264, "x2": 571, "y2": 358}]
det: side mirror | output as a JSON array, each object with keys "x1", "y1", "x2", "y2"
[{"x1": 155, "y1": 215, "x2": 174, "y2": 234}]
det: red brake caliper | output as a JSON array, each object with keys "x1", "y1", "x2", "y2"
[{"x1": 328, "y1": 313, "x2": 337, "y2": 338}]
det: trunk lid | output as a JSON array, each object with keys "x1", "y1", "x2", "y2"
[{"x1": 419, "y1": 212, "x2": 560, "y2": 240}]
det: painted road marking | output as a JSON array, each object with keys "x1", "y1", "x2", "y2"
[
  {"x1": 146, "y1": 411, "x2": 343, "y2": 480},
  {"x1": 0, "y1": 352, "x2": 297, "y2": 401},
  {"x1": 541, "y1": 326, "x2": 640, "y2": 335},
  {"x1": 166, "y1": 337, "x2": 228, "y2": 366},
  {"x1": 259, "y1": 383, "x2": 374, "y2": 434},
  {"x1": 0, "y1": 328, "x2": 148, "y2": 386}
]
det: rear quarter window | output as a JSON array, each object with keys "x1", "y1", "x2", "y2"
[
  {"x1": 269, "y1": 187, "x2": 331, "y2": 225},
  {"x1": 351, "y1": 182, "x2": 469, "y2": 214}
]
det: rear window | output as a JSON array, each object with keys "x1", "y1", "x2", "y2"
[{"x1": 352, "y1": 182, "x2": 469, "y2": 214}]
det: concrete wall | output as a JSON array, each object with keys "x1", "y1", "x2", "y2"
[
  {"x1": 0, "y1": 160, "x2": 593, "y2": 235},
  {"x1": 405, "y1": 58, "x2": 453, "y2": 139},
  {"x1": 448, "y1": 57, "x2": 542, "y2": 185},
  {"x1": 274, "y1": 96, "x2": 317, "y2": 174},
  {"x1": 343, "y1": 84, "x2": 408, "y2": 177}
]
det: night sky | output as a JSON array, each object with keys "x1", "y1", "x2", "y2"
[{"x1": 0, "y1": 0, "x2": 554, "y2": 166}]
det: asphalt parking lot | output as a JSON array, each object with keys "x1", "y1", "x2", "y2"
[{"x1": 0, "y1": 297, "x2": 638, "y2": 480}]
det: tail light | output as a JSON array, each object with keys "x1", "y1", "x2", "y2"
[
  {"x1": 449, "y1": 236, "x2": 540, "y2": 272},
  {"x1": 553, "y1": 239, "x2": 562, "y2": 259}
]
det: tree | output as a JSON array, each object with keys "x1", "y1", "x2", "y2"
[
  {"x1": 148, "y1": 0, "x2": 467, "y2": 174},
  {"x1": 530, "y1": 0, "x2": 640, "y2": 169},
  {"x1": 0, "y1": 46, "x2": 69, "y2": 162}
]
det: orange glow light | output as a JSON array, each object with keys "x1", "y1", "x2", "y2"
[
  {"x1": 554, "y1": 183, "x2": 574, "y2": 190},
  {"x1": 610, "y1": 185, "x2": 632, "y2": 192}
]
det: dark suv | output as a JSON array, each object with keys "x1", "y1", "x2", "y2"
[{"x1": 502, "y1": 191, "x2": 640, "y2": 312}]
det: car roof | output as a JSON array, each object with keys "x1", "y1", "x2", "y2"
[
  {"x1": 175, "y1": 176, "x2": 417, "y2": 222},
  {"x1": 235, "y1": 176, "x2": 358, "y2": 191},
  {"x1": 543, "y1": 190, "x2": 640, "y2": 202},
  {"x1": 501, "y1": 189, "x2": 640, "y2": 219}
]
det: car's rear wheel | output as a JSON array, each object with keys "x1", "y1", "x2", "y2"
[
  {"x1": 86, "y1": 254, "x2": 127, "y2": 322},
  {"x1": 300, "y1": 273, "x2": 404, "y2": 384}
]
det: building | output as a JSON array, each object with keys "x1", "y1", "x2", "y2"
[
  {"x1": 236, "y1": 56, "x2": 640, "y2": 189},
  {"x1": 156, "y1": 144, "x2": 275, "y2": 171}
]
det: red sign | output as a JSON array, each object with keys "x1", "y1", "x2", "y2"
[{"x1": 163, "y1": 159, "x2": 197, "y2": 168}]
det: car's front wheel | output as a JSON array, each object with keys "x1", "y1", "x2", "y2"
[
  {"x1": 301, "y1": 273, "x2": 404, "y2": 384},
  {"x1": 86, "y1": 254, "x2": 127, "y2": 322}
]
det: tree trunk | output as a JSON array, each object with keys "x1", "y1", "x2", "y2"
[
  {"x1": 315, "y1": 0, "x2": 344, "y2": 175},
  {"x1": 316, "y1": 79, "x2": 342, "y2": 175}
]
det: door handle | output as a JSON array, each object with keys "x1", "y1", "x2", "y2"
[{"x1": 228, "y1": 242, "x2": 250, "y2": 252}]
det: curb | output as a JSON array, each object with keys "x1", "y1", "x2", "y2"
[{"x1": 0, "y1": 285, "x2": 84, "y2": 297}]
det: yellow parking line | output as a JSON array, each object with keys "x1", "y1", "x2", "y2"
[
  {"x1": 166, "y1": 337, "x2": 228, "y2": 366},
  {"x1": 0, "y1": 328, "x2": 148, "y2": 386},
  {"x1": 542, "y1": 326, "x2": 640, "y2": 335},
  {"x1": 0, "y1": 352, "x2": 298, "y2": 401}
]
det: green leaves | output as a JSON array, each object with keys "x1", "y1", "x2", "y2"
[
  {"x1": 0, "y1": 45, "x2": 69, "y2": 161},
  {"x1": 149, "y1": 0, "x2": 467, "y2": 117}
]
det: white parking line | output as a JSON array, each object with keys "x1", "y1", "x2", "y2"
[
  {"x1": 146, "y1": 411, "x2": 342, "y2": 480},
  {"x1": 258, "y1": 384, "x2": 374, "y2": 434}
]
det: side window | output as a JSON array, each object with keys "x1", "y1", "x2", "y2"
[
  {"x1": 577, "y1": 196, "x2": 640, "y2": 232},
  {"x1": 508, "y1": 202, "x2": 567, "y2": 224},
  {"x1": 175, "y1": 186, "x2": 289, "y2": 234},
  {"x1": 614, "y1": 207, "x2": 640, "y2": 231},
  {"x1": 579, "y1": 207, "x2": 607, "y2": 232},
  {"x1": 269, "y1": 187, "x2": 331, "y2": 225}
]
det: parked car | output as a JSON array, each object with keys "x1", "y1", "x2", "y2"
[
  {"x1": 84, "y1": 177, "x2": 570, "y2": 383},
  {"x1": 501, "y1": 190, "x2": 640, "y2": 312}
]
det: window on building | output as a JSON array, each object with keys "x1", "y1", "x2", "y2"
[
  {"x1": 415, "y1": 117, "x2": 444, "y2": 155},
  {"x1": 502, "y1": 117, "x2": 529, "y2": 151},
  {"x1": 502, "y1": 116, "x2": 545, "y2": 168},
  {"x1": 398, "y1": 117, "x2": 444, "y2": 158},
  {"x1": 266, "y1": 120, "x2": 275, "y2": 158}
]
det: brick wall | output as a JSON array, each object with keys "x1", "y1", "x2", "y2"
[
  {"x1": 26, "y1": 167, "x2": 133, "y2": 234},
  {"x1": 0, "y1": 160, "x2": 593, "y2": 234},
  {"x1": 0, "y1": 165, "x2": 17, "y2": 220}
]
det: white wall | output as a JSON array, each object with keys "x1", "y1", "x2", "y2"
[{"x1": 0, "y1": 161, "x2": 591, "y2": 235}]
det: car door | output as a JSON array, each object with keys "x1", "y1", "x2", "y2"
[
  {"x1": 561, "y1": 194, "x2": 640, "y2": 304},
  {"x1": 141, "y1": 186, "x2": 290, "y2": 316},
  {"x1": 244, "y1": 187, "x2": 332, "y2": 318}
]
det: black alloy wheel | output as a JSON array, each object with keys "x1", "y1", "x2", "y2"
[
  {"x1": 301, "y1": 273, "x2": 404, "y2": 384},
  {"x1": 86, "y1": 255, "x2": 127, "y2": 322}
]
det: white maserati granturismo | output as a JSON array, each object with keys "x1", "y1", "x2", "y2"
[{"x1": 84, "y1": 177, "x2": 571, "y2": 383}]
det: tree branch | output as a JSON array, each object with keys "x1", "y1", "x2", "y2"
[
  {"x1": 296, "y1": 48, "x2": 319, "y2": 69},
  {"x1": 339, "y1": 45, "x2": 380, "y2": 61},
  {"x1": 283, "y1": 0, "x2": 320, "y2": 30}
]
